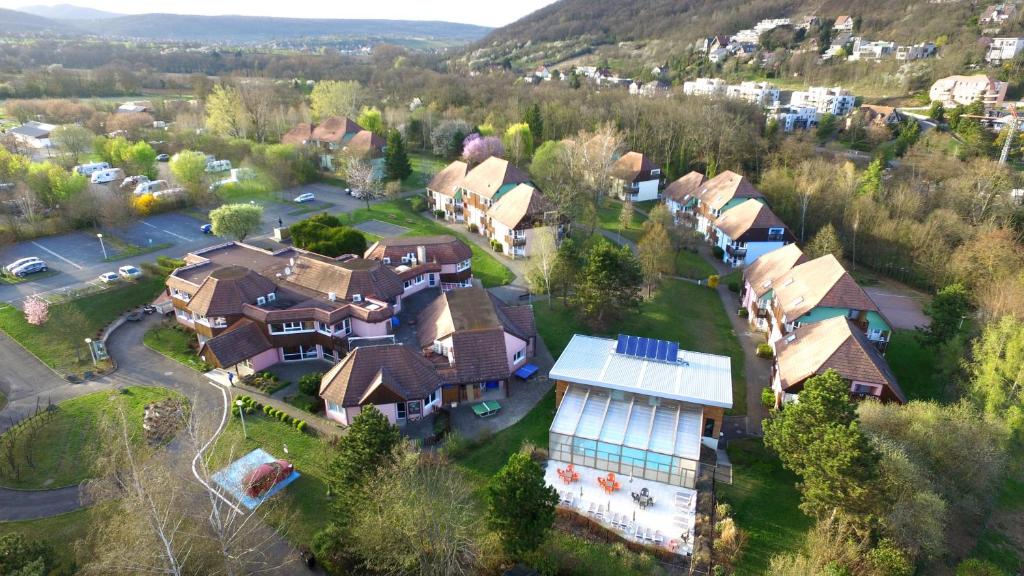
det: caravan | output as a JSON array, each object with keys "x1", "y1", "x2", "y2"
[
  {"x1": 205, "y1": 159, "x2": 232, "y2": 173},
  {"x1": 74, "y1": 162, "x2": 110, "y2": 176},
  {"x1": 134, "y1": 180, "x2": 170, "y2": 195},
  {"x1": 90, "y1": 168, "x2": 125, "y2": 184}
]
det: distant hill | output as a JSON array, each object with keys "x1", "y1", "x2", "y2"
[
  {"x1": 19, "y1": 3, "x2": 122, "y2": 20},
  {"x1": 0, "y1": 8, "x2": 63, "y2": 33},
  {"x1": 466, "y1": 0, "x2": 975, "y2": 68}
]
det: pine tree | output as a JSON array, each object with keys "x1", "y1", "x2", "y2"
[
  {"x1": 384, "y1": 129, "x2": 412, "y2": 182},
  {"x1": 805, "y1": 223, "x2": 844, "y2": 260},
  {"x1": 523, "y1": 103, "x2": 544, "y2": 143},
  {"x1": 487, "y1": 452, "x2": 559, "y2": 556}
]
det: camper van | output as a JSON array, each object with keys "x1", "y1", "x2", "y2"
[
  {"x1": 90, "y1": 168, "x2": 124, "y2": 184},
  {"x1": 134, "y1": 180, "x2": 170, "y2": 195},
  {"x1": 205, "y1": 159, "x2": 232, "y2": 173},
  {"x1": 74, "y1": 162, "x2": 110, "y2": 176}
]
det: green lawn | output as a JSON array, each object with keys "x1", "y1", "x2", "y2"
[
  {"x1": 205, "y1": 410, "x2": 334, "y2": 545},
  {"x1": 0, "y1": 386, "x2": 184, "y2": 489},
  {"x1": 457, "y1": 388, "x2": 556, "y2": 480},
  {"x1": 345, "y1": 199, "x2": 514, "y2": 288},
  {"x1": 143, "y1": 323, "x2": 211, "y2": 372},
  {"x1": 0, "y1": 504, "x2": 112, "y2": 575},
  {"x1": 885, "y1": 330, "x2": 945, "y2": 401},
  {"x1": 536, "y1": 278, "x2": 747, "y2": 415},
  {"x1": 0, "y1": 275, "x2": 166, "y2": 375},
  {"x1": 718, "y1": 439, "x2": 811, "y2": 576},
  {"x1": 404, "y1": 153, "x2": 445, "y2": 192},
  {"x1": 675, "y1": 249, "x2": 717, "y2": 280},
  {"x1": 597, "y1": 199, "x2": 648, "y2": 244}
]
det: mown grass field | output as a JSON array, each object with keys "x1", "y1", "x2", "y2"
[{"x1": 0, "y1": 386, "x2": 184, "y2": 489}]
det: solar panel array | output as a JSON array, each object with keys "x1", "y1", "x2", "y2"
[{"x1": 615, "y1": 334, "x2": 680, "y2": 363}]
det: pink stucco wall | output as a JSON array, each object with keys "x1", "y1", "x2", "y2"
[
  {"x1": 352, "y1": 317, "x2": 390, "y2": 337},
  {"x1": 250, "y1": 347, "x2": 281, "y2": 371},
  {"x1": 504, "y1": 331, "x2": 529, "y2": 371}
]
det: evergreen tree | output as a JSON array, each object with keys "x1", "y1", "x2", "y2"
[
  {"x1": 328, "y1": 406, "x2": 401, "y2": 518},
  {"x1": 523, "y1": 103, "x2": 544, "y2": 143},
  {"x1": 857, "y1": 158, "x2": 884, "y2": 197},
  {"x1": 486, "y1": 452, "x2": 559, "y2": 556},
  {"x1": 923, "y1": 283, "x2": 971, "y2": 344},
  {"x1": 805, "y1": 223, "x2": 844, "y2": 260},
  {"x1": 572, "y1": 242, "x2": 643, "y2": 329},
  {"x1": 384, "y1": 129, "x2": 412, "y2": 182}
]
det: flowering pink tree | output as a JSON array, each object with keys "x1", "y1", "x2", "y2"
[
  {"x1": 23, "y1": 295, "x2": 49, "y2": 326},
  {"x1": 462, "y1": 133, "x2": 504, "y2": 165}
]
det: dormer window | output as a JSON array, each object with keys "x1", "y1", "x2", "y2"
[
  {"x1": 782, "y1": 278, "x2": 795, "y2": 287},
  {"x1": 383, "y1": 257, "x2": 391, "y2": 265},
  {"x1": 257, "y1": 296, "x2": 266, "y2": 305},
  {"x1": 790, "y1": 296, "x2": 804, "y2": 307},
  {"x1": 267, "y1": 292, "x2": 276, "y2": 302}
]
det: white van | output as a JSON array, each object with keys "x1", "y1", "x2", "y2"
[
  {"x1": 205, "y1": 159, "x2": 232, "y2": 173},
  {"x1": 230, "y1": 167, "x2": 256, "y2": 181},
  {"x1": 90, "y1": 168, "x2": 124, "y2": 184},
  {"x1": 134, "y1": 180, "x2": 170, "y2": 195},
  {"x1": 74, "y1": 162, "x2": 110, "y2": 176}
]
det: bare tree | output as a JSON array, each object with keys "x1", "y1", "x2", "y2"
[
  {"x1": 341, "y1": 155, "x2": 382, "y2": 210},
  {"x1": 527, "y1": 227, "x2": 558, "y2": 307},
  {"x1": 235, "y1": 81, "x2": 279, "y2": 144}
]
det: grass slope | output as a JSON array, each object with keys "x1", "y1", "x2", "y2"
[
  {"x1": 0, "y1": 275, "x2": 165, "y2": 375},
  {"x1": 884, "y1": 330, "x2": 946, "y2": 401},
  {"x1": 0, "y1": 386, "x2": 184, "y2": 489},
  {"x1": 718, "y1": 439, "x2": 811, "y2": 575},
  {"x1": 346, "y1": 198, "x2": 514, "y2": 288},
  {"x1": 0, "y1": 504, "x2": 113, "y2": 575},
  {"x1": 143, "y1": 323, "x2": 211, "y2": 372},
  {"x1": 536, "y1": 278, "x2": 747, "y2": 415}
]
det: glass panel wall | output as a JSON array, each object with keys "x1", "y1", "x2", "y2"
[{"x1": 549, "y1": 430, "x2": 699, "y2": 488}]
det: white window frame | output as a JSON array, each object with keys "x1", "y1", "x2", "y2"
[
  {"x1": 513, "y1": 349, "x2": 526, "y2": 364},
  {"x1": 316, "y1": 321, "x2": 333, "y2": 335},
  {"x1": 427, "y1": 389, "x2": 438, "y2": 405},
  {"x1": 456, "y1": 259, "x2": 471, "y2": 272},
  {"x1": 282, "y1": 344, "x2": 318, "y2": 361},
  {"x1": 269, "y1": 321, "x2": 314, "y2": 335}
]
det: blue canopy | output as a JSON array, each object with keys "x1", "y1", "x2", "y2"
[{"x1": 514, "y1": 364, "x2": 540, "y2": 380}]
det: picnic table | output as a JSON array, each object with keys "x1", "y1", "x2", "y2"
[
  {"x1": 514, "y1": 363, "x2": 540, "y2": 380},
  {"x1": 471, "y1": 400, "x2": 502, "y2": 417}
]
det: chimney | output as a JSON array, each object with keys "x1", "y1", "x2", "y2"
[
  {"x1": 284, "y1": 266, "x2": 292, "y2": 276},
  {"x1": 289, "y1": 257, "x2": 295, "y2": 267},
  {"x1": 328, "y1": 291, "x2": 336, "y2": 301},
  {"x1": 417, "y1": 245, "x2": 427, "y2": 264}
]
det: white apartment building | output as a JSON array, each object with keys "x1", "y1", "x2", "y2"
[
  {"x1": 771, "y1": 106, "x2": 819, "y2": 132},
  {"x1": 755, "y1": 18, "x2": 791, "y2": 34},
  {"x1": 896, "y1": 42, "x2": 937, "y2": 61},
  {"x1": 725, "y1": 81, "x2": 781, "y2": 106},
  {"x1": 849, "y1": 38, "x2": 896, "y2": 61},
  {"x1": 790, "y1": 86, "x2": 856, "y2": 116},
  {"x1": 986, "y1": 37, "x2": 1024, "y2": 63},
  {"x1": 682, "y1": 77, "x2": 728, "y2": 97},
  {"x1": 929, "y1": 75, "x2": 1008, "y2": 108}
]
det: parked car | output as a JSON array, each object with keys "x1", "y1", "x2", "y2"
[
  {"x1": 141, "y1": 304, "x2": 157, "y2": 315},
  {"x1": 6, "y1": 257, "x2": 42, "y2": 273},
  {"x1": 90, "y1": 168, "x2": 124, "y2": 184},
  {"x1": 125, "y1": 310, "x2": 143, "y2": 322},
  {"x1": 201, "y1": 223, "x2": 213, "y2": 234},
  {"x1": 118, "y1": 265, "x2": 142, "y2": 279},
  {"x1": 11, "y1": 261, "x2": 48, "y2": 277},
  {"x1": 98, "y1": 272, "x2": 119, "y2": 283},
  {"x1": 156, "y1": 154, "x2": 170, "y2": 162},
  {"x1": 294, "y1": 192, "x2": 316, "y2": 203},
  {"x1": 121, "y1": 175, "x2": 150, "y2": 190}
]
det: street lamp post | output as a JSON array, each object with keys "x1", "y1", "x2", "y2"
[
  {"x1": 84, "y1": 337, "x2": 97, "y2": 365},
  {"x1": 96, "y1": 233, "x2": 107, "y2": 260},
  {"x1": 236, "y1": 399, "x2": 247, "y2": 439}
]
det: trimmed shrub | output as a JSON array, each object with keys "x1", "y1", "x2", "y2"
[
  {"x1": 298, "y1": 372, "x2": 324, "y2": 396},
  {"x1": 711, "y1": 246, "x2": 724, "y2": 259},
  {"x1": 408, "y1": 196, "x2": 427, "y2": 212},
  {"x1": 468, "y1": 223, "x2": 478, "y2": 234},
  {"x1": 263, "y1": 405, "x2": 273, "y2": 415},
  {"x1": 727, "y1": 280, "x2": 740, "y2": 293},
  {"x1": 756, "y1": 343, "x2": 774, "y2": 359},
  {"x1": 296, "y1": 420, "x2": 307, "y2": 432},
  {"x1": 737, "y1": 308, "x2": 749, "y2": 318},
  {"x1": 433, "y1": 209, "x2": 445, "y2": 219},
  {"x1": 761, "y1": 387, "x2": 776, "y2": 408}
]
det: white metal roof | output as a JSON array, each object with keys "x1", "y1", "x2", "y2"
[
  {"x1": 550, "y1": 334, "x2": 733, "y2": 409},
  {"x1": 550, "y1": 384, "x2": 703, "y2": 460}
]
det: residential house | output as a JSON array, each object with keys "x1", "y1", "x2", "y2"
[
  {"x1": 849, "y1": 38, "x2": 896, "y2": 60},
  {"x1": 981, "y1": 3, "x2": 1017, "y2": 25},
  {"x1": 9, "y1": 121, "x2": 56, "y2": 148},
  {"x1": 281, "y1": 116, "x2": 384, "y2": 171},
  {"x1": 986, "y1": 37, "x2": 1024, "y2": 63},
  {"x1": 741, "y1": 244, "x2": 808, "y2": 332},
  {"x1": 663, "y1": 171, "x2": 706, "y2": 219},
  {"x1": 767, "y1": 254, "x2": 892, "y2": 350},
  {"x1": 856, "y1": 105, "x2": 904, "y2": 128},
  {"x1": 319, "y1": 343, "x2": 444, "y2": 426},
  {"x1": 772, "y1": 105, "x2": 820, "y2": 132},
  {"x1": 166, "y1": 241, "x2": 443, "y2": 375},
  {"x1": 896, "y1": 42, "x2": 937, "y2": 61},
  {"x1": 708, "y1": 47, "x2": 729, "y2": 63},
  {"x1": 363, "y1": 235, "x2": 473, "y2": 290},
  {"x1": 610, "y1": 151, "x2": 662, "y2": 202},
  {"x1": 833, "y1": 15, "x2": 855, "y2": 31},
  {"x1": 692, "y1": 170, "x2": 765, "y2": 236},
  {"x1": 549, "y1": 333, "x2": 733, "y2": 489},
  {"x1": 117, "y1": 100, "x2": 153, "y2": 113},
  {"x1": 790, "y1": 86, "x2": 856, "y2": 116},
  {"x1": 629, "y1": 81, "x2": 670, "y2": 97},
  {"x1": 733, "y1": 28, "x2": 761, "y2": 45},
  {"x1": 772, "y1": 316, "x2": 906, "y2": 405},
  {"x1": 456, "y1": 156, "x2": 532, "y2": 233},
  {"x1": 709, "y1": 199, "x2": 795, "y2": 267},
  {"x1": 417, "y1": 286, "x2": 536, "y2": 405},
  {"x1": 682, "y1": 77, "x2": 728, "y2": 97},
  {"x1": 929, "y1": 75, "x2": 1007, "y2": 107},
  {"x1": 485, "y1": 183, "x2": 559, "y2": 258},
  {"x1": 426, "y1": 160, "x2": 469, "y2": 221}
]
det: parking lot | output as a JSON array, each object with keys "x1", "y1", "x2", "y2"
[{"x1": 117, "y1": 213, "x2": 209, "y2": 247}]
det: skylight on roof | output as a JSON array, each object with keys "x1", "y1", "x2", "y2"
[
  {"x1": 782, "y1": 278, "x2": 795, "y2": 287},
  {"x1": 790, "y1": 296, "x2": 804, "y2": 307},
  {"x1": 761, "y1": 280, "x2": 772, "y2": 288}
]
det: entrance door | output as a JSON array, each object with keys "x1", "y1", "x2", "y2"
[
  {"x1": 703, "y1": 418, "x2": 715, "y2": 437},
  {"x1": 397, "y1": 402, "x2": 407, "y2": 421}
]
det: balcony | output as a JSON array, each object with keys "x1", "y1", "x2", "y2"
[
  {"x1": 725, "y1": 245, "x2": 747, "y2": 258},
  {"x1": 506, "y1": 234, "x2": 527, "y2": 247}
]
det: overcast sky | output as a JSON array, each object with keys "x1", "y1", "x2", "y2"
[{"x1": 4, "y1": 0, "x2": 557, "y2": 27}]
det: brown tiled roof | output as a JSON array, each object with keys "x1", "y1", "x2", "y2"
[
  {"x1": 744, "y1": 244, "x2": 807, "y2": 299},
  {"x1": 714, "y1": 198, "x2": 789, "y2": 240},
  {"x1": 364, "y1": 235, "x2": 472, "y2": 265},
  {"x1": 417, "y1": 287, "x2": 500, "y2": 347},
  {"x1": 198, "y1": 319, "x2": 273, "y2": 368},
  {"x1": 345, "y1": 129, "x2": 385, "y2": 158},
  {"x1": 460, "y1": 156, "x2": 531, "y2": 200},
  {"x1": 773, "y1": 255, "x2": 880, "y2": 321},
  {"x1": 319, "y1": 344, "x2": 443, "y2": 407},
  {"x1": 699, "y1": 170, "x2": 764, "y2": 213},
  {"x1": 310, "y1": 116, "x2": 364, "y2": 143},
  {"x1": 775, "y1": 316, "x2": 904, "y2": 403},
  {"x1": 610, "y1": 151, "x2": 660, "y2": 183},
  {"x1": 281, "y1": 122, "x2": 313, "y2": 146},
  {"x1": 486, "y1": 184, "x2": 552, "y2": 229},
  {"x1": 286, "y1": 256, "x2": 404, "y2": 301},
  {"x1": 489, "y1": 291, "x2": 536, "y2": 342},
  {"x1": 427, "y1": 161, "x2": 469, "y2": 197},
  {"x1": 664, "y1": 171, "x2": 706, "y2": 203},
  {"x1": 445, "y1": 328, "x2": 512, "y2": 384},
  {"x1": 188, "y1": 266, "x2": 277, "y2": 317}
]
